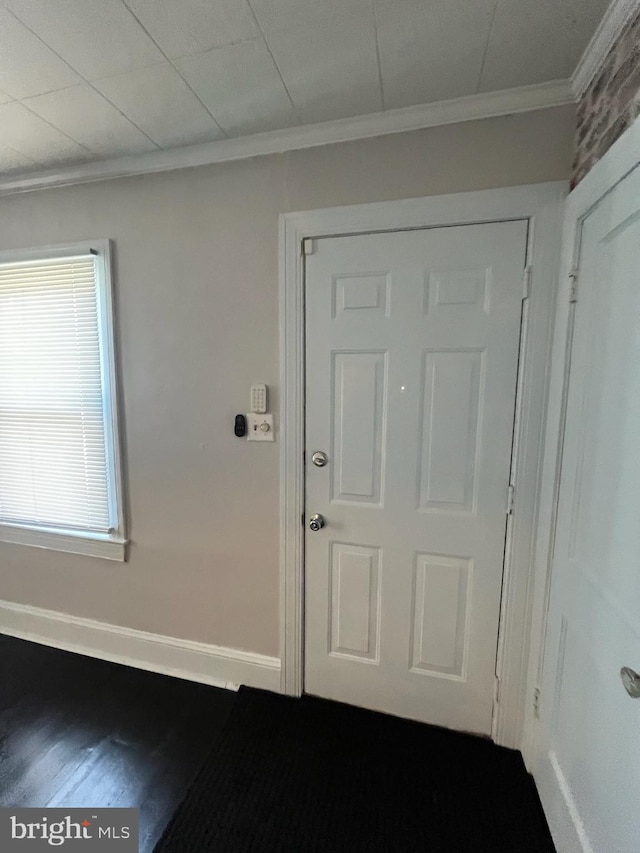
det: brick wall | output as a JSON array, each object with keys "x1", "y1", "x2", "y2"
[{"x1": 573, "y1": 9, "x2": 640, "y2": 186}]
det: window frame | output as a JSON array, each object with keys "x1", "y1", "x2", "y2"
[{"x1": 0, "y1": 239, "x2": 127, "y2": 561}]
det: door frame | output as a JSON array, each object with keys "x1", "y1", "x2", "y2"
[
  {"x1": 279, "y1": 182, "x2": 566, "y2": 749},
  {"x1": 524, "y1": 118, "x2": 640, "y2": 848}
]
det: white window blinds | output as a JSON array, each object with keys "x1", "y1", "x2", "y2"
[{"x1": 0, "y1": 252, "x2": 112, "y2": 533}]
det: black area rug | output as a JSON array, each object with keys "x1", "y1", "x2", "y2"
[{"x1": 154, "y1": 687, "x2": 554, "y2": 853}]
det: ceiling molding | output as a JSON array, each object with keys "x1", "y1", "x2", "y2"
[
  {"x1": 0, "y1": 79, "x2": 573, "y2": 197},
  {"x1": 571, "y1": 0, "x2": 640, "y2": 98}
]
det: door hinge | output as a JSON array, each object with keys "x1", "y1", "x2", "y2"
[
  {"x1": 506, "y1": 483, "x2": 515, "y2": 515},
  {"x1": 569, "y1": 268, "x2": 579, "y2": 303},
  {"x1": 493, "y1": 676, "x2": 501, "y2": 705},
  {"x1": 302, "y1": 238, "x2": 314, "y2": 256},
  {"x1": 533, "y1": 686, "x2": 541, "y2": 719},
  {"x1": 522, "y1": 265, "x2": 532, "y2": 300}
]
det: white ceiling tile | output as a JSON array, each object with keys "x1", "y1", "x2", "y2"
[
  {"x1": 263, "y1": 14, "x2": 382, "y2": 123},
  {"x1": 479, "y1": 0, "x2": 611, "y2": 91},
  {"x1": 0, "y1": 0, "x2": 613, "y2": 176},
  {"x1": 375, "y1": 0, "x2": 497, "y2": 108},
  {"x1": 123, "y1": 0, "x2": 260, "y2": 59},
  {"x1": 24, "y1": 86, "x2": 159, "y2": 159},
  {"x1": 4, "y1": 0, "x2": 165, "y2": 80},
  {"x1": 0, "y1": 102, "x2": 89, "y2": 165},
  {"x1": 94, "y1": 64, "x2": 225, "y2": 148},
  {"x1": 0, "y1": 7, "x2": 81, "y2": 99},
  {"x1": 175, "y1": 40, "x2": 298, "y2": 136},
  {"x1": 0, "y1": 146, "x2": 37, "y2": 173},
  {"x1": 248, "y1": 0, "x2": 372, "y2": 34}
]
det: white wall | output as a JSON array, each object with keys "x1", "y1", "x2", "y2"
[{"x1": 0, "y1": 106, "x2": 575, "y2": 658}]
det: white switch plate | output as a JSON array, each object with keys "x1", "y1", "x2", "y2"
[{"x1": 246, "y1": 413, "x2": 274, "y2": 441}]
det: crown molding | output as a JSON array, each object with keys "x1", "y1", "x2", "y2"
[
  {"x1": 571, "y1": 0, "x2": 640, "y2": 97},
  {"x1": 0, "y1": 79, "x2": 573, "y2": 197}
]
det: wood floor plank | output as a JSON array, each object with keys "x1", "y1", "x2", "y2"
[{"x1": 0, "y1": 634, "x2": 236, "y2": 853}]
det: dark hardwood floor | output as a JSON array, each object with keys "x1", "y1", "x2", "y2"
[{"x1": 0, "y1": 633, "x2": 235, "y2": 852}]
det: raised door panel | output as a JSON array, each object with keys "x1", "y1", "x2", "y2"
[
  {"x1": 417, "y1": 349, "x2": 483, "y2": 512},
  {"x1": 330, "y1": 543, "x2": 380, "y2": 662},
  {"x1": 331, "y1": 351, "x2": 387, "y2": 504},
  {"x1": 333, "y1": 273, "x2": 390, "y2": 316},
  {"x1": 426, "y1": 266, "x2": 491, "y2": 314},
  {"x1": 410, "y1": 553, "x2": 471, "y2": 678}
]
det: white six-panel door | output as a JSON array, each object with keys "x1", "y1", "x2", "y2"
[
  {"x1": 535, "y1": 164, "x2": 640, "y2": 853},
  {"x1": 304, "y1": 221, "x2": 528, "y2": 734}
]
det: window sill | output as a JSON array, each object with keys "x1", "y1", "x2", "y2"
[{"x1": 0, "y1": 523, "x2": 127, "y2": 561}]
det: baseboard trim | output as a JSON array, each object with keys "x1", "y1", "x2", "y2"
[
  {"x1": 536, "y1": 751, "x2": 593, "y2": 853},
  {"x1": 0, "y1": 599, "x2": 281, "y2": 693}
]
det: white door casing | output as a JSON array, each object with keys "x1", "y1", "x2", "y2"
[
  {"x1": 304, "y1": 222, "x2": 528, "y2": 734},
  {"x1": 532, "y1": 156, "x2": 640, "y2": 852},
  {"x1": 280, "y1": 183, "x2": 566, "y2": 748}
]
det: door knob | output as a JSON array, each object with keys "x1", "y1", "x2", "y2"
[
  {"x1": 620, "y1": 667, "x2": 640, "y2": 698},
  {"x1": 311, "y1": 451, "x2": 329, "y2": 467},
  {"x1": 309, "y1": 513, "x2": 326, "y2": 531}
]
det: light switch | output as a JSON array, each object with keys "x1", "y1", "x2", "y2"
[{"x1": 246, "y1": 413, "x2": 274, "y2": 441}]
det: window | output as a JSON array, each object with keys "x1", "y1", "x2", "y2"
[{"x1": 0, "y1": 241, "x2": 126, "y2": 560}]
